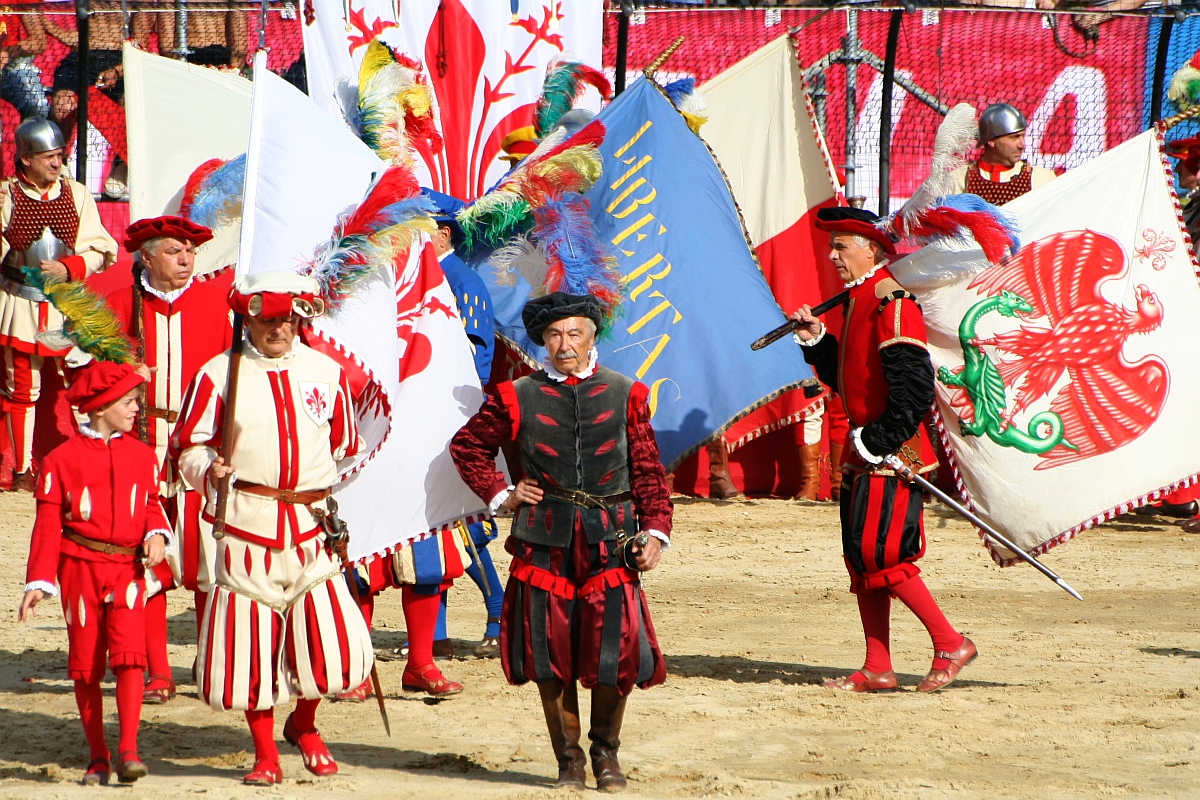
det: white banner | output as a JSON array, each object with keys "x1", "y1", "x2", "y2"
[
  {"x1": 302, "y1": 0, "x2": 601, "y2": 200},
  {"x1": 123, "y1": 44, "x2": 252, "y2": 274},
  {"x1": 241, "y1": 53, "x2": 487, "y2": 561},
  {"x1": 893, "y1": 129, "x2": 1200, "y2": 562}
]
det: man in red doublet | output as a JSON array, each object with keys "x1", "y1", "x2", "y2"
[{"x1": 791, "y1": 207, "x2": 977, "y2": 694}]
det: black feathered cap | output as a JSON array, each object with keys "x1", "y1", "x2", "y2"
[
  {"x1": 522, "y1": 292, "x2": 605, "y2": 346},
  {"x1": 814, "y1": 206, "x2": 898, "y2": 254}
]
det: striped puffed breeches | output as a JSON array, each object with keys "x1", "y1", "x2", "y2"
[{"x1": 196, "y1": 530, "x2": 373, "y2": 712}]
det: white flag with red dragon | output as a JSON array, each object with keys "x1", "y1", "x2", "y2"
[{"x1": 892, "y1": 129, "x2": 1200, "y2": 563}]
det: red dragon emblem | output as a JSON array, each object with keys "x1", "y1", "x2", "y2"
[{"x1": 968, "y1": 230, "x2": 1168, "y2": 469}]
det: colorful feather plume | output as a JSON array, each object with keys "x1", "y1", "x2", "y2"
[
  {"x1": 663, "y1": 78, "x2": 708, "y2": 134},
  {"x1": 303, "y1": 166, "x2": 438, "y2": 310},
  {"x1": 533, "y1": 193, "x2": 623, "y2": 317},
  {"x1": 491, "y1": 233, "x2": 550, "y2": 290},
  {"x1": 22, "y1": 267, "x2": 134, "y2": 364},
  {"x1": 354, "y1": 39, "x2": 442, "y2": 166},
  {"x1": 1169, "y1": 50, "x2": 1200, "y2": 111},
  {"x1": 896, "y1": 193, "x2": 1020, "y2": 266},
  {"x1": 458, "y1": 120, "x2": 606, "y2": 252},
  {"x1": 179, "y1": 154, "x2": 246, "y2": 228},
  {"x1": 535, "y1": 61, "x2": 611, "y2": 138}
]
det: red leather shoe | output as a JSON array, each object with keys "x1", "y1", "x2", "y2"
[
  {"x1": 283, "y1": 712, "x2": 339, "y2": 776},
  {"x1": 81, "y1": 758, "x2": 110, "y2": 785},
  {"x1": 402, "y1": 663, "x2": 464, "y2": 697},
  {"x1": 143, "y1": 674, "x2": 176, "y2": 705},
  {"x1": 917, "y1": 637, "x2": 978, "y2": 692},
  {"x1": 242, "y1": 759, "x2": 283, "y2": 785},
  {"x1": 334, "y1": 678, "x2": 372, "y2": 703},
  {"x1": 116, "y1": 751, "x2": 148, "y2": 783},
  {"x1": 822, "y1": 669, "x2": 900, "y2": 693}
]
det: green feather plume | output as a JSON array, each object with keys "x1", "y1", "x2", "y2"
[{"x1": 21, "y1": 266, "x2": 134, "y2": 363}]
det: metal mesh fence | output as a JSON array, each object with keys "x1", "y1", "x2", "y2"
[
  {"x1": 604, "y1": 5, "x2": 1191, "y2": 214},
  {"x1": 0, "y1": 1, "x2": 304, "y2": 195}
]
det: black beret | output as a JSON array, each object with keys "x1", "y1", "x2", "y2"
[
  {"x1": 814, "y1": 206, "x2": 898, "y2": 254},
  {"x1": 522, "y1": 292, "x2": 605, "y2": 346}
]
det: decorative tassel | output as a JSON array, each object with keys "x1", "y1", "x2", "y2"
[{"x1": 663, "y1": 78, "x2": 708, "y2": 134}]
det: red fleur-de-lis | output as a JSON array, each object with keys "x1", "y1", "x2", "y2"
[
  {"x1": 306, "y1": 387, "x2": 327, "y2": 418},
  {"x1": 346, "y1": 3, "x2": 395, "y2": 55},
  {"x1": 1133, "y1": 228, "x2": 1176, "y2": 271}
]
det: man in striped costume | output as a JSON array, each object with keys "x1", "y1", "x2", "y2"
[
  {"x1": 106, "y1": 215, "x2": 233, "y2": 705},
  {"x1": 451, "y1": 292, "x2": 672, "y2": 792},
  {"x1": 170, "y1": 272, "x2": 372, "y2": 786},
  {"x1": 0, "y1": 118, "x2": 118, "y2": 489}
]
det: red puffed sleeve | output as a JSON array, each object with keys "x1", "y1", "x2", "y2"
[
  {"x1": 627, "y1": 382, "x2": 673, "y2": 538},
  {"x1": 450, "y1": 382, "x2": 518, "y2": 506},
  {"x1": 876, "y1": 294, "x2": 929, "y2": 351},
  {"x1": 26, "y1": 450, "x2": 67, "y2": 588}
]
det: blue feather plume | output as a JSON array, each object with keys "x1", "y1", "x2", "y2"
[
  {"x1": 188, "y1": 154, "x2": 246, "y2": 229},
  {"x1": 937, "y1": 192, "x2": 1021, "y2": 253},
  {"x1": 663, "y1": 78, "x2": 695, "y2": 109},
  {"x1": 534, "y1": 193, "x2": 622, "y2": 310}
]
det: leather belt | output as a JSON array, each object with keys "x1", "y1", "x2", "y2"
[
  {"x1": 65, "y1": 531, "x2": 140, "y2": 557},
  {"x1": 541, "y1": 486, "x2": 633, "y2": 509},
  {"x1": 0, "y1": 274, "x2": 45, "y2": 302},
  {"x1": 145, "y1": 406, "x2": 178, "y2": 423},
  {"x1": 233, "y1": 480, "x2": 331, "y2": 505}
]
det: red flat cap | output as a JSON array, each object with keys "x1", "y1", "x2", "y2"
[
  {"x1": 66, "y1": 361, "x2": 145, "y2": 414},
  {"x1": 124, "y1": 216, "x2": 214, "y2": 253}
]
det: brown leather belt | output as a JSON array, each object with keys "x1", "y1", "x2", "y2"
[
  {"x1": 541, "y1": 486, "x2": 633, "y2": 509},
  {"x1": 144, "y1": 407, "x2": 178, "y2": 423},
  {"x1": 233, "y1": 480, "x2": 331, "y2": 505},
  {"x1": 65, "y1": 531, "x2": 140, "y2": 557}
]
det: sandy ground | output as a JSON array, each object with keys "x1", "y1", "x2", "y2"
[{"x1": 0, "y1": 490, "x2": 1197, "y2": 799}]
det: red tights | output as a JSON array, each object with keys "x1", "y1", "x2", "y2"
[
  {"x1": 401, "y1": 586, "x2": 440, "y2": 671},
  {"x1": 74, "y1": 666, "x2": 143, "y2": 762},
  {"x1": 857, "y1": 576, "x2": 963, "y2": 673},
  {"x1": 143, "y1": 592, "x2": 171, "y2": 687}
]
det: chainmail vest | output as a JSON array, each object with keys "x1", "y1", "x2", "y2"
[
  {"x1": 510, "y1": 366, "x2": 639, "y2": 547},
  {"x1": 965, "y1": 160, "x2": 1033, "y2": 206}
]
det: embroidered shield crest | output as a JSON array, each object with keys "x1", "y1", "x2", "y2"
[{"x1": 300, "y1": 382, "x2": 332, "y2": 426}]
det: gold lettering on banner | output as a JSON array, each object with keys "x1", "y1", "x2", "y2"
[
  {"x1": 608, "y1": 185, "x2": 658, "y2": 221},
  {"x1": 626, "y1": 291, "x2": 683, "y2": 335},
  {"x1": 616, "y1": 334, "x2": 672, "y2": 380},
  {"x1": 627, "y1": 258, "x2": 672, "y2": 303},
  {"x1": 610, "y1": 156, "x2": 652, "y2": 192},
  {"x1": 613, "y1": 120, "x2": 654, "y2": 159},
  {"x1": 647, "y1": 377, "x2": 681, "y2": 417},
  {"x1": 611, "y1": 213, "x2": 667, "y2": 254}
]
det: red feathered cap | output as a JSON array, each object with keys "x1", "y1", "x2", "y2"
[
  {"x1": 814, "y1": 206, "x2": 898, "y2": 255},
  {"x1": 67, "y1": 361, "x2": 145, "y2": 414},
  {"x1": 228, "y1": 272, "x2": 326, "y2": 319},
  {"x1": 1167, "y1": 135, "x2": 1200, "y2": 175},
  {"x1": 124, "y1": 215, "x2": 214, "y2": 253}
]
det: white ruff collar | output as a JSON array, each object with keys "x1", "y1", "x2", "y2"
[
  {"x1": 544, "y1": 347, "x2": 599, "y2": 382},
  {"x1": 844, "y1": 261, "x2": 887, "y2": 289},
  {"x1": 139, "y1": 268, "x2": 193, "y2": 304}
]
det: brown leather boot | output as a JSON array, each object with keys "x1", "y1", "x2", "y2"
[
  {"x1": 706, "y1": 439, "x2": 742, "y2": 500},
  {"x1": 589, "y1": 685, "x2": 628, "y2": 792},
  {"x1": 828, "y1": 442, "x2": 845, "y2": 502},
  {"x1": 538, "y1": 681, "x2": 586, "y2": 789},
  {"x1": 793, "y1": 443, "x2": 821, "y2": 501}
]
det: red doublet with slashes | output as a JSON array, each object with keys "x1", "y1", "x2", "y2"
[{"x1": 5, "y1": 178, "x2": 80, "y2": 252}]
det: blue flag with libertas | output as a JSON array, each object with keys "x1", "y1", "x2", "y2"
[{"x1": 483, "y1": 77, "x2": 815, "y2": 470}]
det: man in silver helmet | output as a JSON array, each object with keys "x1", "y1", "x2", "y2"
[
  {"x1": 951, "y1": 103, "x2": 1056, "y2": 206},
  {"x1": 0, "y1": 117, "x2": 118, "y2": 491}
]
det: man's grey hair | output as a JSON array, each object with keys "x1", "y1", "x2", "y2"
[
  {"x1": 582, "y1": 317, "x2": 597, "y2": 337},
  {"x1": 137, "y1": 236, "x2": 169, "y2": 261},
  {"x1": 849, "y1": 234, "x2": 888, "y2": 264}
]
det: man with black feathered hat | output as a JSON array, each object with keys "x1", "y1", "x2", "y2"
[
  {"x1": 451, "y1": 291, "x2": 672, "y2": 792},
  {"x1": 790, "y1": 206, "x2": 976, "y2": 695}
]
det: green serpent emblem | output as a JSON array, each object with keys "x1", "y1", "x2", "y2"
[{"x1": 937, "y1": 290, "x2": 1075, "y2": 455}]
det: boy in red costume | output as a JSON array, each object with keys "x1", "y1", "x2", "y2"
[{"x1": 18, "y1": 361, "x2": 172, "y2": 784}]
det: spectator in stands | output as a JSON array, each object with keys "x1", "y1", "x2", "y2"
[
  {"x1": 0, "y1": 3, "x2": 48, "y2": 120},
  {"x1": 46, "y1": 0, "x2": 126, "y2": 121},
  {"x1": 951, "y1": 103, "x2": 1055, "y2": 205}
]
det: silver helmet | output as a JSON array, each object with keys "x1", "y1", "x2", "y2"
[
  {"x1": 14, "y1": 118, "x2": 65, "y2": 167},
  {"x1": 977, "y1": 103, "x2": 1027, "y2": 144}
]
